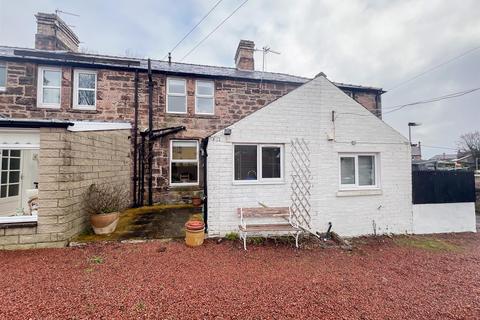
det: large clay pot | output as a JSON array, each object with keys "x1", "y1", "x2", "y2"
[
  {"x1": 191, "y1": 196, "x2": 202, "y2": 207},
  {"x1": 90, "y1": 212, "x2": 120, "y2": 235}
]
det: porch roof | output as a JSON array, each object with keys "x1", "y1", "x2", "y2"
[{"x1": 0, "y1": 118, "x2": 73, "y2": 128}]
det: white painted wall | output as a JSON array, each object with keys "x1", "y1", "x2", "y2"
[
  {"x1": 207, "y1": 76, "x2": 413, "y2": 237},
  {"x1": 413, "y1": 203, "x2": 476, "y2": 234}
]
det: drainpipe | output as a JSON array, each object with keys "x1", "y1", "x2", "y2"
[
  {"x1": 132, "y1": 69, "x2": 139, "y2": 207},
  {"x1": 139, "y1": 133, "x2": 146, "y2": 206},
  {"x1": 147, "y1": 59, "x2": 154, "y2": 206},
  {"x1": 201, "y1": 137, "x2": 209, "y2": 232}
]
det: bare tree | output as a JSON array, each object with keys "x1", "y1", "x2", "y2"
[{"x1": 458, "y1": 131, "x2": 480, "y2": 168}]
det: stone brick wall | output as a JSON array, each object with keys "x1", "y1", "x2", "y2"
[
  {"x1": 0, "y1": 128, "x2": 131, "y2": 249},
  {"x1": 0, "y1": 59, "x2": 382, "y2": 203}
]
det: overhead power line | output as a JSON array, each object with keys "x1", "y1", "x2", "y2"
[
  {"x1": 180, "y1": 0, "x2": 249, "y2": 62},
  {"x1": 162, "y1": 0, "x2": 224, "y2": 60},
  {"x1": 336, "y1": 86, "x2": 480, "y2": 118},
  {"x1": 383, "y1": 87, "x2": 480, "y2": 115},
  {"x1": 385, "y1": 44, "x2": 480, "y2": 93},
  {"x1": 422, "y1": 144, "x2": 458, "y2": 151}
]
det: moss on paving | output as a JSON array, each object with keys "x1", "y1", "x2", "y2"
[
  {"x1": 393, "y1": 236, "x2": 460, "y2": 252},
  {"x1": 74, "y1": 204, "x2": 196, "y2": 243}
]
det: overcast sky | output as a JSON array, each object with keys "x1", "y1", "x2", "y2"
[{"x1": 1, "y1": 0, "x2": 479, "y2": 158}]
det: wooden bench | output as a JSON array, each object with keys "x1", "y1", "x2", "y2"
[{"x1": 237, "y1": 207, "x2": 302, "y2": 250}]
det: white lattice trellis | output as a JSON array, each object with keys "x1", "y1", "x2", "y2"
[{"x1": 290, "y1": 138, "x2": 312, "y2": 229}]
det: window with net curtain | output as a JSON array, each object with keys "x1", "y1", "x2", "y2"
[
  {"x1": 195, "y1": 80, "x2": 214, "y2": 114},
  {"x1": 38, "y1": 67, "x2": 62, "y2": 108},
  {"x1": 171, "y1": 141, "x2": 198, "y2": 185},
  {"x1": 167, "y1": 78, "x2": 187, "y2": 113},
  {"x1": 73, "y1": 70, "x2": 97, "y2": 108},
  {"x1": 340, "y1": 154, "x2": 376, "y2": 188}
]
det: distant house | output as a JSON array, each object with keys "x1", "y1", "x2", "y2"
[
  {"x1": 411, "y1": 142, "x2": 422, "y2": 160},
  {"x1": 430, "y1": 153, "x2": 457, "y2": 161}
]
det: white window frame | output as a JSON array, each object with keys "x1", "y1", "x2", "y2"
[
  {"x1": 0, "y1": 131, "x2": 39, "y2": 224},
  {"x1": 195, "y1": 80, "x2": 214, "y2": 115},
  {"x1": 166, "y1": 78, "x2": 187, "y2": 114},
  {"x1": 338, "y1": 153, "x2": 379, "y2": 190},
  {"x1": 0, "y1": 63, "x2": 6, "y2": 92},
  {"x1": 170, "y1": 140, "x2": 199, "y2": 186},
  {"x1": 37, "y1": 66, "x2": 62, "y2": 109},
  {"x1": 233, "y1": 143, "x2": 284, "y2": 184},
  {"x1": 0, "y1": 149, "x2": 22, "y2": 201},
  {"x1": 73, "y1": 69, "x2": 97, "y2": 110}
]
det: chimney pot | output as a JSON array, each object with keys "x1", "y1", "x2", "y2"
[
  {"x1": 35, "y1": 12, "x2": 80, "y2": 51},
  {"x1": 235, "y1": 40, "x2": 255, "y2": 71}
]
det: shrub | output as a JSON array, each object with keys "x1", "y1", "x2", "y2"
[
  {"x1": 225, "y1": 232, "x2": 239, "y2": 241},
  {"x1": 83, "y1": 184, "x2": 129, "y2": 215}
]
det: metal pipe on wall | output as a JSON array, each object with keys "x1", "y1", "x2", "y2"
[
  {"x1": 147, "y1": 59, "x2": 153, "y2": 206},
  {"x1": 132, "y1": 69, "x2": 139, "y2": 207}
]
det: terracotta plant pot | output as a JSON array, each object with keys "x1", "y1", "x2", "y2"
[
  {"x1": 191, "y1": 196, "x2": 202, "y2": 207},
  {"x1": 90, "y1": 212, "x2": 120, "y2": 235}
]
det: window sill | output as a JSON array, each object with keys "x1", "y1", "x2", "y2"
[
  {"x1": 37, "y1": 105, "x2": 61, "y2": 109},
  {"x1": 164, "y1": 113, "x2": 219, "y2": 119},
  {"x1": 0, "y1": 215, "x2": 38, "y2": 228},
  {"x1": 336, "y1": 189, "x2": 382, "y2": 197},
  {"x1": 232, "y1": 180, "x2": 285, "y2": 186},
  {"x1": 70, "y1": 109, "x2": 98, "y2": 114},
  {"x1": 170, "y1": 183, "x2": 200, "y2": 188}
]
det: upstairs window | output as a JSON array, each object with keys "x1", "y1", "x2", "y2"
[
  {"x1": 339, "y1": 154, "x2": 378, "y2": 189},
  {"x1": 234, "y1": 144, "x2": 283, "y2": 183},
  {"x1": 73, "y1": 69, "x2": 97, "y2": 110},
  {"x1": 37, "y1": 67, "x2": 62, "y2": 108},
  {"x1": 195, "y1": 80, "x2": 214, "y2": 114},
  {"x1": 170, "y1": 140, "x2": 198, "y2": 185},
  {"x1": 0, "y1": 64, "x2": 6, "y2": 91},
  {"x1": 167, "y1": 78, "x2": 187, "y2": 113}
]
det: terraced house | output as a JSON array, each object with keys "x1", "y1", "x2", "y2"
[{"x1": 0, "y1": 13, "x2": 384, "y2": 248}]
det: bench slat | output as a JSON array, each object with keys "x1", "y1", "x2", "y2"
[
  {"x1": 239, "y1": 223, "x2": 299, "y2": 232},
  {"x1": 238, "y1": 207, "x2": 290, "y2": 217}
]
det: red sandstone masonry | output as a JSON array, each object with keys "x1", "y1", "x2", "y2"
[{"x1": 0, "y1": 60, "x2": 380, "y2": 202}]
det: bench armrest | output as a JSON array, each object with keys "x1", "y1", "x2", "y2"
[{"x1": 239, "y1": 208, "x2": 246, "y2": 229}]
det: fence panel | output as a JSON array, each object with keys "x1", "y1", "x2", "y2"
[{"x1": 412, "y1": 170, "x2": 476, "y2": 204}]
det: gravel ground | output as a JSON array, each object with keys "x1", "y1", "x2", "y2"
[{"x1": 1, "y1": 233, "x2": 480, "y2": 319}]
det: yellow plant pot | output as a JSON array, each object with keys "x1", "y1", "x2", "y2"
[{"x1": 185, "y1": 228, "x2": 205, "y2": 247}]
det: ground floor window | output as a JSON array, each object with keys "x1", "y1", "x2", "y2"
[
  {"x1": 170, "y1": 140, "x2": 199, "y2": 186},
  {"x1": 234, "y1": 144, "x2": 283, "y2": 183},
  {"x1": 0, "y1": 148, "x2": 39, "y2": 221},
  {"x1": 1, "y1": 149, "x2": 21, "y2": 198},
  {"x1": 339, "y1": 153, "x2": 378, "y2": 189}
]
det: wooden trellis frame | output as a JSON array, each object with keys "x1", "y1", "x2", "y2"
[{"x1": 290, "y1": 138, "x2": 312, "y2": 230}]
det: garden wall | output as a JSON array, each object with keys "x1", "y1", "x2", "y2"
[
  {"x1": 412, "y1": 202, "x2": 476, "y2": 234},
  {"x1": 411, "y1": 170, "x2": 477, "y2": 234},
  {"x1": 0, "y1": 127, "x2": 131, "y2": 249}
]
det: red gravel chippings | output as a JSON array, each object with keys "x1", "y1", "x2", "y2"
[{"x1": 1, "y1": 233, "x2": 480, "y2": 319}]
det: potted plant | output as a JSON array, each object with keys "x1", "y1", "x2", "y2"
[
  {"x1": 84, "y1": 184, "x2": 129, "y2": 235},
  {"x1": 191, "y1": 191, "x2": 203, "y2": 207}
]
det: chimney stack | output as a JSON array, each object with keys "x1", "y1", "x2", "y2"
[
  {"x1": 235, "y1": 40, "x2": 255, "y2": 71},
  {"x1": 35, "y1": 12, "x2": 79, "y2": 52}
]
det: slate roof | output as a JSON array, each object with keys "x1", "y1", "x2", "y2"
[
  {"x1": 429, "y1": 153, "x2": 458, "y2": 161},
  {"x1": 0, "y1": 45, "x2": 384, "y2": 91}
]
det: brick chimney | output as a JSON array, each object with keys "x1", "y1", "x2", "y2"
[
  {"x1": 35, "y1": 12, "x2": 79, "y2": 52},
  {"x1": 235, "y1": 40, "x2": 255, "y2": 71}
]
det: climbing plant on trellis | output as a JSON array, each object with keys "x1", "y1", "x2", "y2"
[{"x1": 290, "y1": 138, "x2": 312, "y2": 229}]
